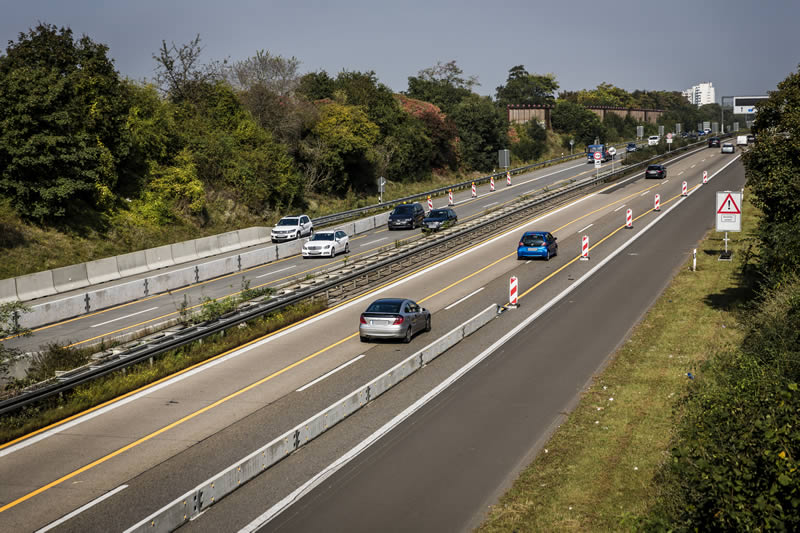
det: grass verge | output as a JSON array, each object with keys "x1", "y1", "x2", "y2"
[
  {"x1": 0, "y1": 298, "x2": 326, "y2": 445},
  {"x1": 478, "y1": 192, "x2": 759, "y2": 532}
]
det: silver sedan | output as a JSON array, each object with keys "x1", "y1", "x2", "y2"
[{"x1": 359, "y1": 298, "x2": 431, "y2": 343}]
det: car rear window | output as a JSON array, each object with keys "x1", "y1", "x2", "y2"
[
  {"x1": 522, "y1": 235, "x2": 546, "y2": 246},
  {"x1": 647, "y1": 165, "x2": 661, "y2": 171},
  {"x1": 366, "y1": 301, "x2": 402, "y2": 313},
  {"x1": 429, "y1": 209, "x2": 447, "y2": 218}
]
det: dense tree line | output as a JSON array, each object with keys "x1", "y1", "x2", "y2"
[
  {"x1": 643, "y1": 65, "x2": 800, "y2": 530},
  {"x1": 0, "y1": 24, "x2": 708, "y2": 230}
]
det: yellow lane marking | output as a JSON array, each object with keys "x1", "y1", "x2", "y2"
[{"x1": 0, "y1": 178, "x2": 700, "y2": 512}]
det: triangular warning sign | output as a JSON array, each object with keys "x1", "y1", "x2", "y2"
[{"x1": 717, "y1": 193, "x2": 741, "y2": 214}]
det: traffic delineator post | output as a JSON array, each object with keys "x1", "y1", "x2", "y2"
[
  {"x1": 580, "y1": 235, "x2": 589, "y2": 260},
  {"x1": 509, "y1": 276, "x2": 518, "y2": 307},
  {"x1": 448, "y1": 189, "x2": 454, "y2": 206},
  {"x1": 626, "y1": 208, "x2": 633, "y2": 228},
  {"x1": 471, "y1": 182, "x2": 477, "y2": 198},
  {"x1": 703, "y1": 170, "x2": 708, "y2": 184},
  {"x1": 654, "y1": 193, "x2": 661, "y2": 212},
  {"x1": 681, "y1": 181, "x2": 688, "y2": 196},
  {"x1": 427, "y1": 195, "x2": 433, "y2": 210},
  {"x1": 490, "y1": 176, "x2": 495, "y2": 192},
  {"x1": 506, "y1": 171, "x2": 511, "y2": 186}
]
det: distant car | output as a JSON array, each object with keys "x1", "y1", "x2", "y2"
[
  {"x1": 708, "y1": 136, "x2": 721, "y2": 148},
  {"x1": 422, "y1": 208, "x2": 457, "y2": 232},
  {"x1": 302, "y1": 230, "x2": 349, "y2": 258},
  {"x1": 359, "y1": 298, "x2": 431, "y2": 343},
  {"x1": 645, "y1": 164, "x2": 667, "y2": 179},
  {"x1": 388, "y1": 203, "x2": 426, "y2": 230},
  {"x1": 626, "y1": 142, "x2": 637, "y2": 152},
  {"x1": 736, "y1": 135, "x2": 748, "y2": 146},
  {"x1": 747, "y1": 133, "x2": 756, "y2": 144},
  {"x1": 721, "y1": 143, "x2": 735, "y2": 154},
  {"x1": 647, "y1": 135, "x2": 660, "y2": 146},
  {"x1": 271, "y1": 215, "x2": 313, "y2": 242},
  {"x1": 697, "y1": 130, "x2": 707, "y2": 136},
  {"x1": 680, "y1": 132, "x2": 689, "y2": 138},
  {"x1": 517, "y1": 231, "x2": 558, "y2": 261}
]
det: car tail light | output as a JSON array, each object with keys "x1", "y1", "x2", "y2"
[
  {"x1": 519, "y1": 241, "x2": 524, "y2": 247},
  {"x1": 393, "y1": 316, "x2": 404, "y2": 325},
  {"x1": 360, "y1": 315, "x2": 367, "y2": 324}
]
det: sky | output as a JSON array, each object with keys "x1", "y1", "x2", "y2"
[{"x1": 1, "y1": 0, "x2": 797, "y2": 101}]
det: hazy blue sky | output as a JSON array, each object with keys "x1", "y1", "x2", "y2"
[{"x1": 2, "y1": 0, "x2": 797, "y2": 100}]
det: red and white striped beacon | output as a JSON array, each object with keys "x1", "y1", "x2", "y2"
[
  {"x1": 580, "y1": 235, "x2": 589, "y2": 260},
  {"x1": 490, "y1": 176, "x2": 495, "y2": 192},
  {"x1": 509, "y1": 276, "x2": 518, "y2": 307},
  {"x1": 681, "y1": 180, "x2": 688, "y2": 196},
  {"x1": 448, "y1": 189, "x2": 454, "y2": 206},
  {"x1": 471, "y1": 182, "x2": 477, "y2": 198},
  {"x1": 506, "y1": 171, "x2": 512, "y2": 186},
  {"x1": 626, "y1": 208, "x2": 633, "y2": 228},
  {"x1": 654, "y1": 193, "x2": 661, "y2": 211},
  {"x1": 702, "y1": 170, "x2": 708, "y2": 184},
  {"x1": 427, "y1": 195, "x2": 433, "y2": 210}
]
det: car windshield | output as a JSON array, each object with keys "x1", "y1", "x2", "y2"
[
  {"x1": 311, "y1": 232, "x2": 334, "y2": 241},
  {"x1": 277, "y1": 218, "x2": 299, "y2": 226},
  {"x1": 628, "y1": 143, "x2": 636, "y2": 147},
  {"x1": 366, "y1": 301, "x2": 402, "y2": 313},
  {"x1": 647, "y1": 165, "x2": 661, "y2": 171},
  {"x1": 393, "y1": 205, "x2": 414, "y2": 215},
  {"x1": 429, "y1": 210, "x2": 448, "y2": 218},
  {"x1": 522, "y1": 235, "x2": 546, "y2": 246}
]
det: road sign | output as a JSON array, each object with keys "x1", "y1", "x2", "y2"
[
  {"x1": 666, "y1": 133, "x2": 673, "y2": 144},
  {"x1": 593, "y1": 151, "x2": 602, "y2": 168},
  {"x1": 607, "y1": 146, "x2": 617, "y2": 156},
  {"x1": 716, "y1": 191, "x2": 742, "y2": 232}
]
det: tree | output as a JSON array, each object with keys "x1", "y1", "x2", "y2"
[
  {"x1": 511, "y1": 120, "x2": 547, "y2": 162},
  {"x1": 495, "y1": 66, "x2": 559, "y2": 108},
  {"x1": 406, "y1": 60, "x2": 478, "y2": 115},
  {"x1": 334, "y1": 70, "x2": 404, "y2": 136},
  {"x1": 297, "y1": 70, "x2": 336, "y2": 101},
  {"x1": 153, "y1": 34, "x2": 222, "y2": 104},
  {"x1": 743, "y1": 64, "x2": 800, "y2": 282},
  {"x1": 450, "y1": 95, "x2": 508, "y2": 171},
  {"x1": 0, "y1": 24, "x2": 132, "y2": 221}
]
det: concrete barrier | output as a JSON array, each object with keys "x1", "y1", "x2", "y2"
[
  {"x1": 89, "y1": 279, "x2": 147, "y2": 311},
  {"x1": 194, "y1": 235, "x2": 220, "y2": 259},
  {"x1": 0, "y1": 278, "x2": 18, "y2": 304},
  {"x1": 276, "y1": 238, "x2": 305, "y2": 260},
  {"x1": 239, "y1": 247, "x2": 278, "y2": 270},
  {"x1": 52, "y1": 264, "x2": 90, "y2": 294},
  {"x1": 125, "y1": 304, "x2": 498, "y2": 533},
  {"x1": 237, "y1": 227, "x2": 269, "y2": 248},
  {"x1": 86, "y1": 257, "x2": 121, "y2": 285},
  {"x1": 337, "y1": 222, "x2": 356, "y2": 237},
  {"x1": 170, "y1": 240, "x2": 198, "y2": 264},
  {"x1": 146, "y1": 266, "x2": 197, "y2": 295},
  {"x1": 145, "y1": 245, "x2": 175, "y2": 271},
  {"x1": 217, "y1": 231, "x2": 241, "y2": 253},
  {"x1": 196, "y1": 256, "x2": 239, "y2": 283},
  {"x1": 15, "y1": 271, "x2": 56, "y2": 302},
  {"x1": 117, "y1": 251, "x2": 150, "y2": 278},
  {"x1": 373, "y1": 212, "x2": 390, "y2": 227},
  {"x1": 354, "y1": 217, "x2": 376, "y2": 234},
  {"x1": 20, "y1": 294, "x2": 88, "y2": 329}
]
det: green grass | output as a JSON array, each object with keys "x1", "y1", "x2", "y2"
[{"x1": 478, "y1": 193, "x2": 759, "y2": 532}]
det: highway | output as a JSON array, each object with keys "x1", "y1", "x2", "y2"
[
  {"x1": 5, "y1": 151, "x2": 627, "y2": 353},
  {"x1": 0, "y1": 144, "x2": 739, "y2": 532}
]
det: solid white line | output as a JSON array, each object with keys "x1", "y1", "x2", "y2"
[
  {"x1": 613, "y1": 204, "x2": 626, "y2": 212},
  {"x1": 37, "y1": 485, "x2": 128, "y2": 532},
  {"x1": 256, "y1": 265, "x2": 295, "y2": 279},
  {"x1": 483, "y1": 202, "x2": 498, "y2": 207},
  {"x1": 578, "y1": 223, "x2": 593, "y2": 233},
  {"x1": 2, "y1": 149, "x2": 702, "y2": 458},
  {"x1": 361, "y1": 237, "x2": 387, "y2": 247},
  {"x1": 239, "y1": 153, "x2": 744, "y2": 533},
  {"x1": 444, "y1": 287, "x2": 485, "y2": 310},
  {"x1": 296, "y1": 355, "x2": 366, "y2": 392},
  {"x1": 91, "y1": 308, "x2": 158, "y2": 328},
  {"x1": 640, "y1": 191, "x2": 650, "y2": 196}
]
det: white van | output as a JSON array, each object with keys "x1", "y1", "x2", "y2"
[
  {"x1": 736, "y1": 135, "x2": 748, "y2": 146},
  {"x1": 648, "y1": 135, "x2": 660, "y2": 146}
]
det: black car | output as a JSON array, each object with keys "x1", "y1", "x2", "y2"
[
  {"x1": 387, "y1": 202, "x2": 426, "y2": 230},
  {"x1": 708, "y1": 136, "x2": 721, "y2": 148},
  {"x1": 645, "y1": 164, "x2": 666, "y2": 179},
  {"x1": 747, "y1": 133, "x2": 756, "y2": 144},
  {"x1": 626, "y1": 142, "x2": 637, "y2": 152},
  {"x1": 422, "y1": 208, "x2": 457, "y2": 232}
]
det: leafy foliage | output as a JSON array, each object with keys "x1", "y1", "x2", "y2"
[
  {"x1": 450, "y1": 95, "x2": 508, "y2": 171},
  {"x1": 406, "y1": 60, "x2": 477, "y2": 115},
  {"x1": 495, "y1": 66, "x2": 558, "y2": 108},
  {"x1": 510, "y1": 120, "x2": 547, "y2": 162},
  {"x1": 0, "y1": 24, "x2": 132, "y2": 221}
]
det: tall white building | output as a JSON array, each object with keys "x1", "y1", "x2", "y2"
[{"x1": 682, "y1": 82, "x2": 716, "y2": 106}]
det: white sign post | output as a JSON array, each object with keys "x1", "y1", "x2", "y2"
[
  {"x1": 666, "y1": 132, "x2": 673, "y2": 151},
  {"x1": 716, "y1": 190, "x2": 742, "y2": 260},
  {"x1": 594, "y1": 151, "x2": 602, "y2": 178}
]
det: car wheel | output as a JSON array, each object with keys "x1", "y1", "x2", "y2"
[
  {"x1": 424, "y1": 315, "x2": 431, "y2": 332},
  {"x1": 517, "y1": 255, "x2": 523, "y2": 260},
  {"x1": 545, "y1": 249, "x2": 550, "y2": 261},
  {"x1": 330, "y1": 247, "x2": 336, "y2": 258},
  {"x1": 403, "y1": 326, "x2": 413, "y2": 343},
  {"x1": 345, "y1": 243, "x2": 350, "y2": 253},
  {"x1": 360, "y1": 336, "x2": 368, "y2": 343}
]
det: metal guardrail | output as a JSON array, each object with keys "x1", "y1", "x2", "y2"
[{"x1": 0, "y1": 136, "x2": 720, "y2": 417}]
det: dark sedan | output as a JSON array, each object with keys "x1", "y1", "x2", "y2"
[
  {"x1": 645, "y1": 164, "x2": 667, "y2": 179},
  {"x1": 422, "y1": 208, "x2": 457, "y2": 232},
  {"x1": 708, "y1": 137, "x2": 721, "y2": 148}
]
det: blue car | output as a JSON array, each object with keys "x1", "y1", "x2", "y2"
[{"x1": 517, "y1": 231, "x2": 558, "y2": 260}]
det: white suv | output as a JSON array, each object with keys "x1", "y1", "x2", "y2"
[
  {"x1": 647, "y1": 135, "x2": 660, "y2": 146},
  {"x1": 270, "y1": 215, "x2": 313, "y2": 242}
]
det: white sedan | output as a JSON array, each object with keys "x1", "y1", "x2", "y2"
[{"x1": 302, "y1": 230, "x2": 350, "y2": 258}]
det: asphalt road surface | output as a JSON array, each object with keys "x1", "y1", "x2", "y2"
[{"x1": 0, "y1": 146, "x2": 740, "y2": 532}]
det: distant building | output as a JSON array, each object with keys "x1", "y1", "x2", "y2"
[{"x1": 682, "y1": 82, "x2": 715, "y2": 106}]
